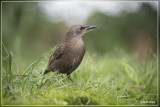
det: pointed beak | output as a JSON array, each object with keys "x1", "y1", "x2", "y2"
[{"x1": 86, "y1": 26, "x2": 97, "y2": 30}]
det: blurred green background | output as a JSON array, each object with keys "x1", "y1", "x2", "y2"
[{"x1": 2, "y1": 1, "x2": 157, "y2": 67}]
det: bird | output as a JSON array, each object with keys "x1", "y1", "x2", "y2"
[{"x1": 44, "y1": 25, "x2": 96, "y2": 83}]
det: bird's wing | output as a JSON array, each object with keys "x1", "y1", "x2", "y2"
[{"x1": 48, "y1": 44, "x2": 65, "y2": 66}]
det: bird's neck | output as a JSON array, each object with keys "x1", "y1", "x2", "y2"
[{"x1": 64, "y1": 36, "x2": 85, "y2": 50}]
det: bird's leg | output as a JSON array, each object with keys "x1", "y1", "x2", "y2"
[
  {"x1": 55, "y1": 71, "x2": 60, "y2": 82},
  {"x1": 67, "y1": 75, "x2": 75, "y2": 84}
]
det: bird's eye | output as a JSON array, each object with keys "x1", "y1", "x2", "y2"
[{"x1": 80, "y1": 27, "x2": 85, "y2": 30}]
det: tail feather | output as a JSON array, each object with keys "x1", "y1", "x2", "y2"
[{"x1": 44, "y1": 69, "x2": 50, "y2": 75}]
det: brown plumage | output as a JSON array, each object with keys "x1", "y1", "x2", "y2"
[{"x1": 44, "y1": 25, "x2": 96, "y2": 83}]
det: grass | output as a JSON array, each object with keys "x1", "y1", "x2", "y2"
[{"x1": 2, "y1": 45, "x2": 158, "y2": 105}]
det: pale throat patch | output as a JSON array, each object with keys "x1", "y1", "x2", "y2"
[{"x1": 72, "y1": 37, "x2": 84, "y2": 49}]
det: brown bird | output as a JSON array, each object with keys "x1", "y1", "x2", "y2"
[{"x1": 44, "y1": 25, "x2": 96, "y2": 83}]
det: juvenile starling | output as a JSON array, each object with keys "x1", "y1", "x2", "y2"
[{"x1": 44, "y1": 25, "x2": 96, "y2": 83}]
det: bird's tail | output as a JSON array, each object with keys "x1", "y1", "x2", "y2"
[{"x1": 44, "y1": 69, "x2": 50, "y2": 75}]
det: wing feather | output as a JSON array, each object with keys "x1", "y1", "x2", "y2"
[{"x1": 48, "y1": 44, "x2": 65, "y2": 66}]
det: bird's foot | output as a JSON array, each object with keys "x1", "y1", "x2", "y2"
[
  {"x1": 68, "y1": 75, "x2": 76, "y2": 84},
  {"x1": 55, "y1": 77, "x2": 61, "y2": 84}
]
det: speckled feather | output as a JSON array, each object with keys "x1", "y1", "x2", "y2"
[{"x1": 47, "y1": 37, "x2": 85, "y2": 75}]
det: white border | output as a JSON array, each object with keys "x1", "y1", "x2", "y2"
[
  {"x1": 157, "y1": 0, "x2": 159, "y2": 106},
  {"x1": 1, "y1": 0, "x2": 159, "y2": 106}
]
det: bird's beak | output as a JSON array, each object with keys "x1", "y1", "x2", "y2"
[{"x1": 86, "y1": 26, "x2": 96, "y2": 30}]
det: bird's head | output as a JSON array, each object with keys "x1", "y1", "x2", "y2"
[{"x1": 65, "y1": 25, "x2": 96, "y2": 39}]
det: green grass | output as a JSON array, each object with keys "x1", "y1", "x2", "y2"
[{"x1": 2, "y1": 46, "x2": 158, "y2": 105}]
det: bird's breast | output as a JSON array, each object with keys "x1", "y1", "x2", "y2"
[
  {"x1": 53, "y1": 39, "x2": 86, "y2": 74},
  {"x1": 66, "y1": 39, "x2": 86, "y2": 66}
]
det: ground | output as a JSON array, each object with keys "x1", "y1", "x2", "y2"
[{"x1": 2, "y1": 47, "x2": 158, "y2": 105}]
